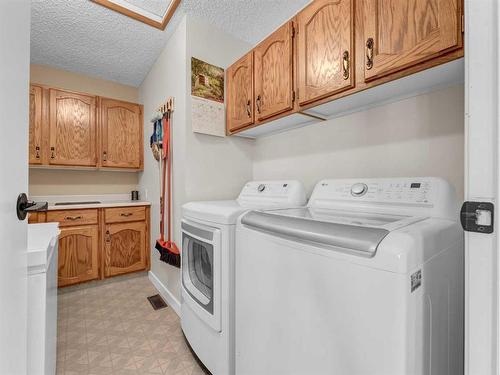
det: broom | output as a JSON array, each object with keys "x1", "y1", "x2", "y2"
[{"x1": 155, "y1": 110, "x2": 181, "y2": 267}]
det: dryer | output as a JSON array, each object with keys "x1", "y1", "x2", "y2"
[
  {"x1": 235, "y1": 177, "x2": 464, "y2": 375},
  {"x1": 181, "y1": 180, "x2": 306, "y2": 374}
]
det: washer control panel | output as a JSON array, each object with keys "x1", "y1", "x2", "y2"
[{"x1": 313, "y1": 178, "x2": 434, "y2": 205}]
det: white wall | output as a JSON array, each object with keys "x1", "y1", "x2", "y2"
[
  {"x1": 253, "y1": 84, "x2": 465, "y2": 199},
  {"x1": 139, "y1": 15, "x2": 253, "y2": 304}
]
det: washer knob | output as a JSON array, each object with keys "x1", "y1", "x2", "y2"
[
  {"x1": 351, "y1": 183, "x2": 368, "y2": 197},
  {"x1": 257, "y1": 184, "x2": 266, "y2": 192}
]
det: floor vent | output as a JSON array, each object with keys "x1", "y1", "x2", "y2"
[{"x1": 147, "y1": 294, "x2": 168, "y2": 310}]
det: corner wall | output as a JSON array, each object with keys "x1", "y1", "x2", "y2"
[{"x1": 139, "y1": 15, "x2": 254, "y2": 305}]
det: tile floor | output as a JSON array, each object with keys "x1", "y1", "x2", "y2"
[{"x1": 57, "y1": 273, "x2": 207, "y2": 375}]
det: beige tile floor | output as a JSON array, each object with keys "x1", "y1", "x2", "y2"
[{"x1": 57, "y1": 273, "x2": 208, "y2": 375}]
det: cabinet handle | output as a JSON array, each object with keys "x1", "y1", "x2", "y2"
[
  {"x1": 50, "y1": 146, "x2": 55, "y2": 159},
  {"x1": 105, "y1": 230, "x2": 111, "y2": 243},
  {"x1": 120, "y1": 213, "x2": 133, "y2": 217},
  {"x1": 35, "y1": 146, "x2": 40, "y2": 159},
  {"x1": 246, "y1": 99, "x2": 251, "y2": 118},
  {"x1": 366, "y1": 38, "x2": 374, "y2": 70},
  {"x1": 103, "y1": 151, "x2": 107, "y2": 161},
  {"x1": 342, "y1": 51, "x2": 350, "y2": 80},
  {"x1": 64, "y1": 215, "x2": 82, "y2": 221},
  {"x1": 256, "y1": 95, "x2": 261, "y2": 114}
]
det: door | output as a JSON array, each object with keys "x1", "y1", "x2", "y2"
[
  {"x1": 254, "y1": 22, "x2": 294, "y2": 121},
  {"x1": 29, "y1": 85, "x2": 43, "y2": 164},
  {"x1": 464, "y1": 1, "x2": 499, "y2": 374},
  {"x1": 362, "y1": 0, "x2": 462, "y2": 81},
  {"x1": 100, "y1": 98, "x2": 143, "y2": 169},
  {"x1": 49, "y1": 89, "x2": 97, "y2": 166},
  {"x1": 297, "y1": 0, "x2": 354, "y2": 106},
  {"x1": 104, "y1": 221, "x2": 146, "y2": 277},
  {"x1": 0, "y1": 2, "x2": 29, "y2": 373},
  {"x1": 226, "y1": 52, "x2": 254, "y2": 132},
  {"x1": 58, "y1": 225, "x2": 99, "y2": 287},
  {"x1": 181, "y1": 220, "x2": 221, "y2": 331}
]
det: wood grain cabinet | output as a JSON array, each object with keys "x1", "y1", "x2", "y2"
[
  {"x1": 100, "y1": 98, "x2": 143, "y2": 169},
  {"x1": 49, "y1": 89, "x2": 97, "y2": 167},
  {"x1": 362, "y1": 0, "x2": 463, "y2": 82},
  {"x1": 29, "y1": 85, "x2": 43, "y2": 164},
  {"x1": 254, "y1": 22, "x2": 294, "y2": 121},
  {"x1": 226, "y1": 52, "x2": 254, "y2": 132},
  {"x1": 58, "y1": 225, "x2": 99, "y2": 287},
  {"x1": 296, "y1": 0, "x2": 354, "y2": 105},
  {"x1": 28, "y1": 86, "x2": 143, "y2": 170},
  {"x1": 104, "y1": 221, "x2": 147, "y2": 277}
]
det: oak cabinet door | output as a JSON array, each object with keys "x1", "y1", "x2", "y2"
[
  {"x1": 227, "y1": 52, "x2": 254, "y2": 133},
  {"x1": 297, "y1": 0, "x2": 354, "y2": 106},
  {"x1": 363, "y1": 0, "x2": 462, "y2": 81},
  {"x1": 29, "y1": 85, "x2": 43, "y2": 164},
  {"x1": 49, "y1": 89, "x2": 97, "y2": 166},
  {"x1": 104, "y1": 221, "x2": 146, "y2": 277},
  {"x1": 254, "y1": 22, "x2": 294, "y2": 121},
  {"x1": 100, "y1": 98, "x2": 143, "y2": 169},
  {"x1": 58, "y1": 225, "x2": 99, "y2": 287}
]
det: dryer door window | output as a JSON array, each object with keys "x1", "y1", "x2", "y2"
[{"x1": 182, "y1": 233, "x2": 214, "y2": 314}]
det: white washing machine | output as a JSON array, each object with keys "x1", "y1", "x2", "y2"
[
  {"x1": 235, "y1": 177, "x2": 464, "y2": 375},
  {"x1": 181, "y1": 180, "x2": 306, "y2": 375}
]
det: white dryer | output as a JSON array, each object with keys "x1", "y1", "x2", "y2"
[
  {"x1": 181, "y1": 180, "x2": 306, "y2": 375},
  {"x1": 235, "y1": 177, "x2": 464, "y2": 375}
]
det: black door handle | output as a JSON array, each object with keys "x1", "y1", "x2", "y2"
[{"x1": 16, "y1": 193, "x2": 48, "y2": 220}]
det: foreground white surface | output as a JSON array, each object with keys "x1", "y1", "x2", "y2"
[
  {"x1": 28, "y1": 223, "x2": 60, "y2": 375},
  {"x1": 236, "y1": 177, "x2": 464, "y2": 375}
]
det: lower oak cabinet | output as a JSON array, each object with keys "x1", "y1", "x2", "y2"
[
  {"x1": 31, "y1": 205, "x2": 150, "y2": 287},
  {"x1": 104, "y1": 209, "x2": 148, "y2": 277},
  {"x1": 58, "y1": 225, "x2": 99, "y2": 287}
]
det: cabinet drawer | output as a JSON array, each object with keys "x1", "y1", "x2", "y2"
[
  {"x1": 105, "y1": 206, "x2": 146, "y2": 223},
  {"x1": 47, "y1": 209, "x2": 98, "y2": 226}
]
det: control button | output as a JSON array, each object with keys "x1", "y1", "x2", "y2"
[
  {"x1": 257, "y1": 184, "x2": 266, "y2": 193},
  {"x1": 351, "y1": 183, "x2": 368, "y2": 197}
]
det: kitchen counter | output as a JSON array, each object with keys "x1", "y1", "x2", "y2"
[{"x1": 31, "y1": 194, "x2": 151, "y2": 211}]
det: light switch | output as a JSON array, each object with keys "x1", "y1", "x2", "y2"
[{"x1": 476, "y1": 209, "x2": 492, "y2": 226}]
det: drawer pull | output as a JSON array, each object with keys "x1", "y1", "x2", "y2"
[
  {"x1": 256, "y1": 95, "x2": 261, "y2": 114},
  {"x1": 65, "y1": 215, "x2": 82, "y2": 221},
  {"x1": 105, "y1": 230, "x2": 111, "y2": 243},
  {"x1": 246, "y1": 99, "x2": 251, "y2": 118},
  {"x1": 50, "y1": 146, "x2": 55, "y2": 159},
  {"x1": 35, "y1": 146, "x2": 40, "y2": 159},
  {"x1": 120, "y1": 213, "x2": 133, "y2": 217}
]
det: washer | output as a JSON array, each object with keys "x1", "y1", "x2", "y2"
[
  {"x1": 181, "y1": 180, "x2": 306, "y2": 375},
  {"x1": 235, "y1": 177, "x2": 464, "y2": 375}
]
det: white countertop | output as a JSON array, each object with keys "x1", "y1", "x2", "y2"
[
  {"x1": 28, "y1": 223, "x2": 60, "y2": 272},
  {"x1": 31, "y1": 194, "x2": 151, "y2": 211}
]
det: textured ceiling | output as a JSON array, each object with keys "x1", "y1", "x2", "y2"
[{"x1": 31, "y1": 0, "x2": 310, "y2": 87}]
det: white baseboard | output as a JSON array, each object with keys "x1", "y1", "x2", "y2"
[{"x1": 148, "y1": 271, "x2": 181, "y2": 317}]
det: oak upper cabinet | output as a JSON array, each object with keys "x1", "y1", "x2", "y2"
[
  {"x1": 362, "y1": 0, "x2": 463, "y2": 82},
  {"x1": 296, "y1": 0, "x2": 354, "y2": 106},
  {"x1": 58, "y1": 225, "x2": 99, "y2": 287},
  {"x1": 254, "y1": 22, "x2": 294, "y2": 121},
  {"x1": 104, "y1": 221, "x2": 147, "y2": 277},
  {"x1": 49, "y1": 89, "x2": 97, "y2": 166},
  {"x1": 100, "y1": 98, "x2": 143, "y2": 169},
  {"x1": 227, "y1": 52, "x2": 254, "y2": 133},
  {"x1": 29, "y1": 85, "x2": 43, "y2": 164}
]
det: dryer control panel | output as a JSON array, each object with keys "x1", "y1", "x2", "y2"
[
  {"x1": 237, "y1": 180, "x2": 307, "y2": 207},
  {"x1": 309, "y1": 178, "x2": 458, "y2": 220}
]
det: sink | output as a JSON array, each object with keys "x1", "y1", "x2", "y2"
[{"x1": 55, "y1": 201, "x2": 101, "y2": 206}]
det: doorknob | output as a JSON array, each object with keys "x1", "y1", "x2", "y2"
[{"x1": 16, "y1": 193, "x2": 48, "y2": 221}]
